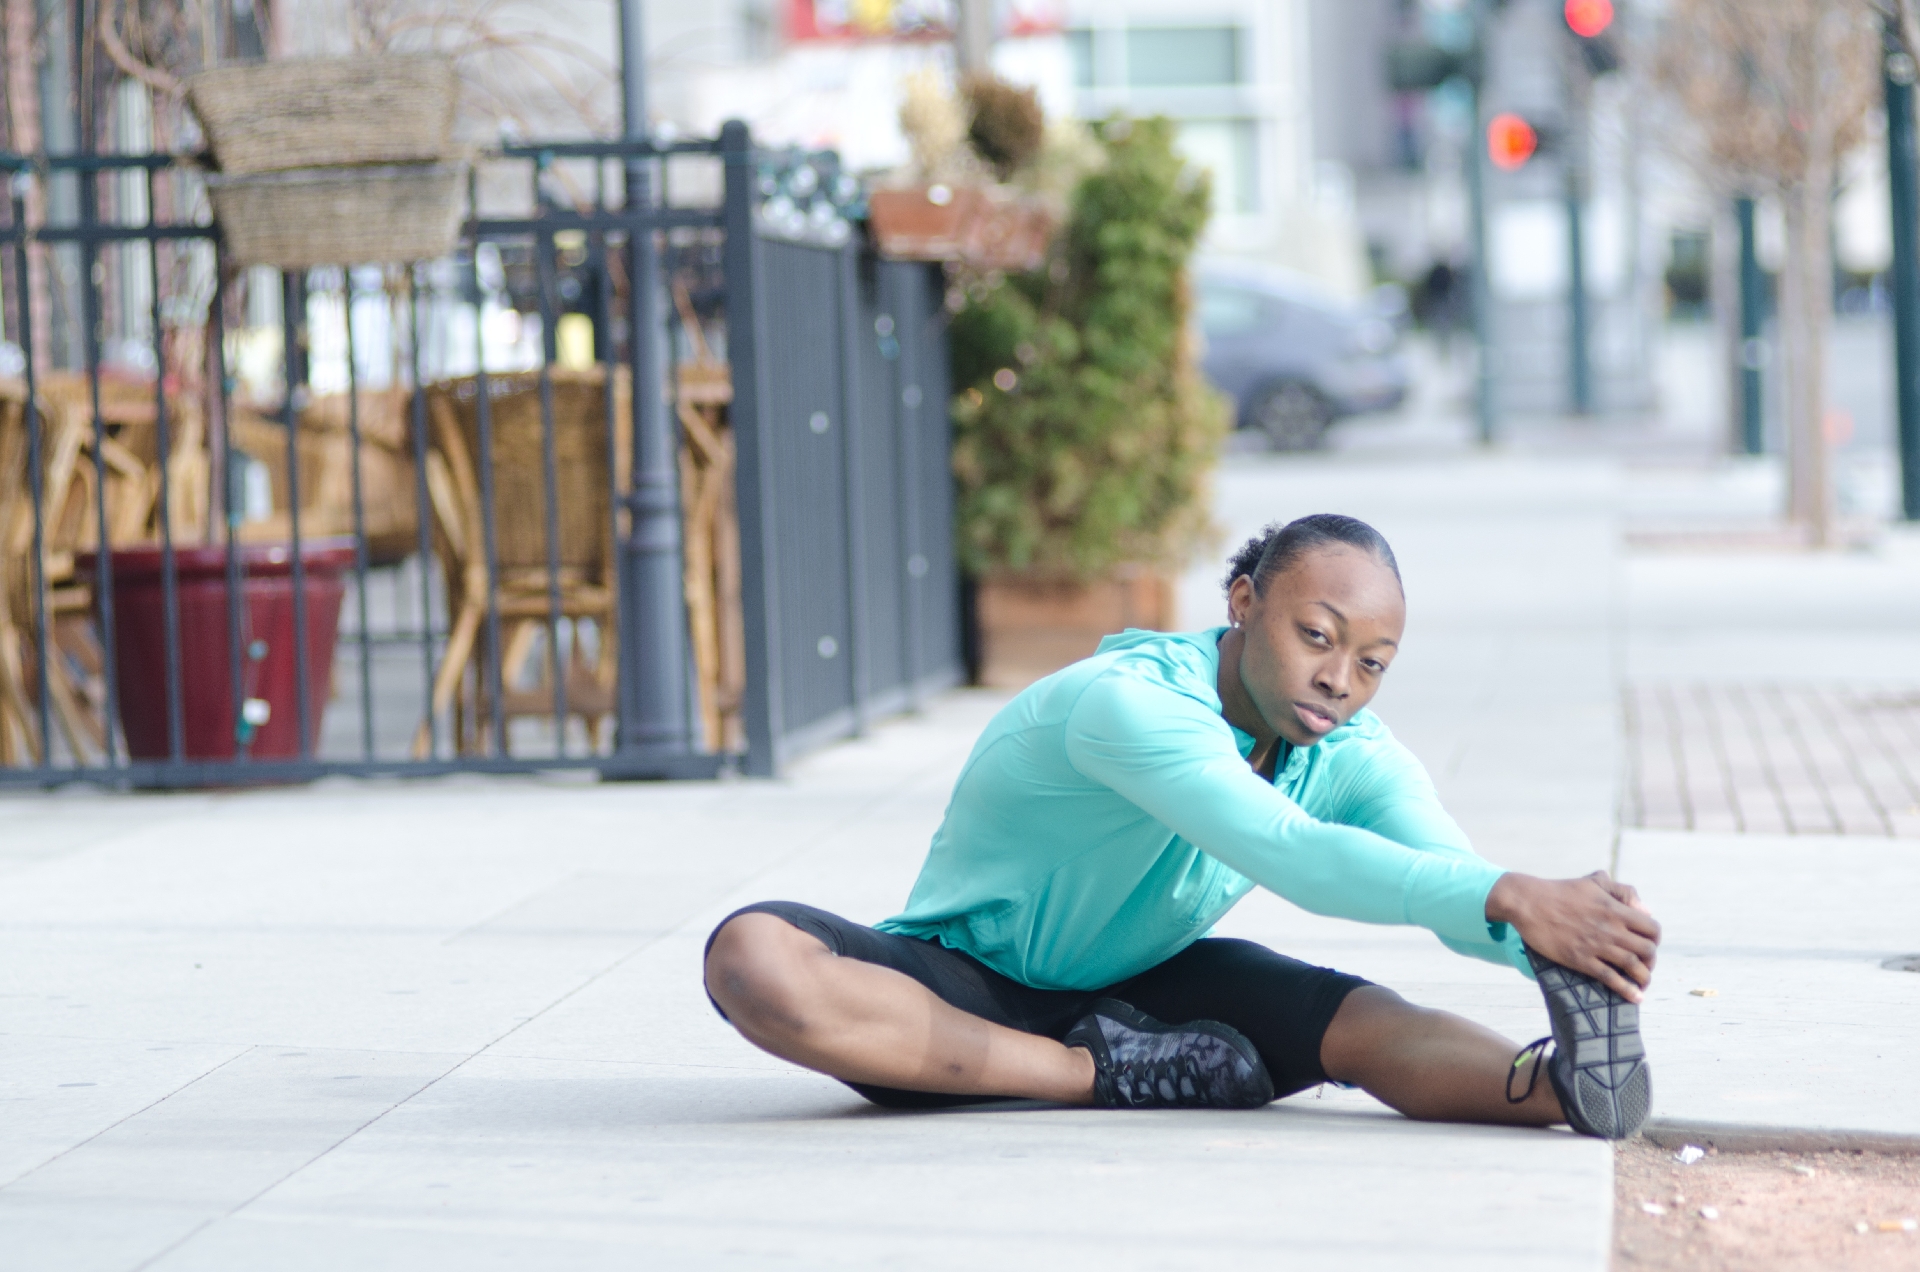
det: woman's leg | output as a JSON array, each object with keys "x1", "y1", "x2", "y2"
[
  {"x1": 1110, "y1": 938, "x2": 1565, "y2": 1127},
  {"x1": 1319, "y1": 985, "x2": 1564, "y2": 1126},
  {"x1": 704, "y1": 912, "x2": 1097, "y2": 1104}
]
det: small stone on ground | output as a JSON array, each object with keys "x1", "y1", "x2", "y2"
[{"x1": 1613, "y1": 1139, "x2": 1920, "y2": 1270}]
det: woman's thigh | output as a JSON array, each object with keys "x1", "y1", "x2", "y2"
[{"x1": 706, "y1": 900, "x2": 1095, "y2": 1108}]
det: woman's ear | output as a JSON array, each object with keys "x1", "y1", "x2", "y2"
[{"x1": 1226, "y1": 574, "x2": 1255, "y2": 629}]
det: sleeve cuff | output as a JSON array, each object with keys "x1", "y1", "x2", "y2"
[{"x1": 1402, "y1": 855, "x2": 1507, "y2": 948}]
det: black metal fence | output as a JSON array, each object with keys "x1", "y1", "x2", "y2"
[
  {"x1": 727, "y1": 223, "x2": 962, "y2": 775},
  {"x1": 0, "y1": 121, "x2": 960, "y2": 787}
]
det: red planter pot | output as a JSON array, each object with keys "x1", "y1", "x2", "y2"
[{"x1": 80, "y1": 540, "x2": 355, "y2": 761}]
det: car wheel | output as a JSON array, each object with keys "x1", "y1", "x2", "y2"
[{"x1": 1249, "y1": 382, "x2": 1333, "y2": 452}]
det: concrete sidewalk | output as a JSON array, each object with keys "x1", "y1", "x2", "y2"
[
  {"x1": 3, "y1": 447, "x2": 1915, "y2": 1269},
  {"x1": 1617, "y1": 516, "x2": 1920, "y2": 1139}
]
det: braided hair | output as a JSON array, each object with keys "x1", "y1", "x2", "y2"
[{"x1": 1223, "y1": 514, "x2": 1402, "y2": 596}]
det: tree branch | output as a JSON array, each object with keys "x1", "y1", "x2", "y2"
[{"x1": 97, "y1": 0, "x2": 183, "y2": 99}]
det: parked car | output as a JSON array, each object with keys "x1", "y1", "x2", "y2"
[{"x1": 1194, "y1": 261, "x2": 1410, "y2": 450}]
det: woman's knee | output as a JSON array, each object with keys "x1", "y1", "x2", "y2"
[{"x1": 704, "y1": 912, "x2": 826, "y2": 1033}]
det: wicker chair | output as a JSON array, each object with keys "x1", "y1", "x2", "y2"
[
  {"x1": 229, "y1": 388, "x2": 417, "y2": 565},
  {"x1": 4, "y1": 372, "x2": 228, "y2": 764},
  {"x1": 0, "y1": 379, "x2": 117, "y2": 764},
  {"x1": 412, "y1": 367, "x2": 630, "y2": 756},
  {"x1": 0, "y1": 382, "x2": 38, "y2": 763},
  {"x1": 671, "y1": 279, "x2": 747, "y2": 754}
]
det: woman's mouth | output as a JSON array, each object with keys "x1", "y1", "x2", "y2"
[{"x1": 1293, "y1": 702, "x2": 1338, "y2": 734}]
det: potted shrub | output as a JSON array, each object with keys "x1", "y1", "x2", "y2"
[{"x1": 949, "y1": 116, "x2": 1228, "y2": 686}]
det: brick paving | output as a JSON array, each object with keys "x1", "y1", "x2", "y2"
[{"x1": 1624, "y1": 684, "x2": 1920, "y2": 838}]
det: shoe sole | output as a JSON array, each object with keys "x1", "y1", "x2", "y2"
[
  {"x1": 1526, "y1": 951, "x2": 1651, "y2": 1139},
  {"x1": 1086, "y1": 998, "x2": 1274, "y2": 1109}
]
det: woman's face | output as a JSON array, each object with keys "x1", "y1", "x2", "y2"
[{"x1": 1227, "y1": 545, "x2": 1406, "y2": 747}]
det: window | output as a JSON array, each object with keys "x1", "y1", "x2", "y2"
[
  {"x1": 1066, "y1": 28, "x2": 1095, "y2": 89},
  {"x1": 1175, "y1": 119, "x2": 1259, "y2": 215},
  {"x1": 1196, "y1": 285, "x2": 1267, "y2": 337},
  {"x1": 1125, "y1": 27, "x2": 1243, "y2": 87}
]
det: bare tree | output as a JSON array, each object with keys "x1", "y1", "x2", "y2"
[{"x1": 1657, "y1": 0, "x2": 1881, "y2": 546}]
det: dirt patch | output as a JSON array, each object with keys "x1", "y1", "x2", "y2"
[{"x1": 1614, "y1": 1137, "x2": 1920, "y2": 1271}]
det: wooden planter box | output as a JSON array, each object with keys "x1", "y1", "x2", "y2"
[
  {"x1": 867, "y1": 185, "x2": 986, "y2": 261},
  {"x1": 868, "y1": 186, "x2": 1053, "y2": 270},
  {"x1": 974, "y1": 566, "x2": 1177, "y2": 688},
  {"x1": 963, "y1": 192, "x2": 1053, "y2": 272}
]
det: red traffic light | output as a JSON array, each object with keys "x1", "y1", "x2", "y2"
[
  {"x1": 1564, "y1": 0, "x2": 1613, "y2": 39},
  {"x1": 1487, "y1": 113, "x2": 1539, "y2": 170}
]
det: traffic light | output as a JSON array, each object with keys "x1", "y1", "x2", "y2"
[
  {"x1": 1563, "y1": 0, "x2": 1612, "y2": 38},
  {"x1": 1563, "y1": 0, "x2": 1621, "y2": 74},
  {"x1": 1487, "y1": 113, "x2": 1539, "y2": 170}
]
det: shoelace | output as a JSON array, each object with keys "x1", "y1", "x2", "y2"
[
  {"x1": 1122, "y1": 1053, "x2": 1209, "y2": 1105},
  {"x1": 1506, "y1": 1036, "x2": 1552, "y2": 1105}
]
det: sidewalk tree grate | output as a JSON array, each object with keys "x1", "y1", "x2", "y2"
[{"x1": 1623, "y1": 684, "x2": 1920, "y2": 838}]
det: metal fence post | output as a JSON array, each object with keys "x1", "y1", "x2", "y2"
[
  {"x1": 721, "y1": 120, "x2": 782, "y2": 776},
  {"x1": 835, "y1": 243, "x2": 871, "y2": 734},
  {"x1": 889, "y1": 262, "x2": 926, "y2": 710}
]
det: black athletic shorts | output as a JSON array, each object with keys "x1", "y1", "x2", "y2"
[{"x1": 705, "y1": 900, "x2": 1373, "y2": 1109}]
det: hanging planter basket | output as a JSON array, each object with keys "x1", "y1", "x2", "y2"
[
  {"x1": 189, "y1": 55, "x2": 466, "y2": 268},
  {"x1": 206, "y1": 163, "x2": 469, "y2": 269},
  {"x1": 187, "y1": 55, "x2": 459, "y2": 174}
]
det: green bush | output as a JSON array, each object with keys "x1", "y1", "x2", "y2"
[{"x1": 950, "y1": 116, "x2": 1229, "y2": 580}]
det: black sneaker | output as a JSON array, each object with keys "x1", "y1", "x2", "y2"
[
  {"x1": 1064, "y1": 998, "x2": 1274, "y2": 1110},
  {"x1": 1512, "y1": 948, "x2": 1651, "y2": 1140}
]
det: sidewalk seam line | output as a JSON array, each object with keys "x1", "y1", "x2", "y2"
[{"x1": 0, "y1": 1044, "x2": 254, "y2": 1192}]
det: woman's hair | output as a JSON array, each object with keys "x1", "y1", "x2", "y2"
[{"x1": 1223, "y1": 514, "x2": 1402, "y2": 596}]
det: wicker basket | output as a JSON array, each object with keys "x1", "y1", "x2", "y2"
[
  {"x1": 187, "y1": 56, "x2": 458, "y2": 176},
  {"x1": 207, "y1": 163, "x2": 467, "y2": 268}
]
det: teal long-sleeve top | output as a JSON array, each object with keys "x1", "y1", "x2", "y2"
[{"x1": 876, "y1": 627, "x2": 1531, "y2": 990}]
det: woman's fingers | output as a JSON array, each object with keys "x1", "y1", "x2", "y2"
[
  {"x1": 1584, "y1": 956, "x2": 1645, "y2": 1002},
  {"x1": 1607, "y1": 939, "x2": 1656, "y2": 988},
  {"x1": 1598, "y1": 873, "x2": 1659, "y2": 922},
  {"x1": 1611, "y1": 901, "x2": 1662, "y2": 951},
  {"x1": 1599, "y1": 883, "x2": 1662, "y2": 942}
]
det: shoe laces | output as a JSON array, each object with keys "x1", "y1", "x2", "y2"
[
  {"x1": 1121, "y1": 1050, "x2": 1211, "y2": 1105},
  {"x1": 1507, "y1": 1036, "x2": 1552, "y2": 1105}
]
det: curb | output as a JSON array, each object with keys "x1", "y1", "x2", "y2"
[{"x1": 1641, "y1": 1118, "x2": 1920, "y2": 1156}]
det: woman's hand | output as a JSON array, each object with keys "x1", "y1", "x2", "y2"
[{"x1": 1485, "y1": 870, "x2": 1661, "y2": 1001}]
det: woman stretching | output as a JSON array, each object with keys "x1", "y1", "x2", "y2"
[{"x1": 704, "y1": 514, "x2": 1657, "y2": 1138}]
